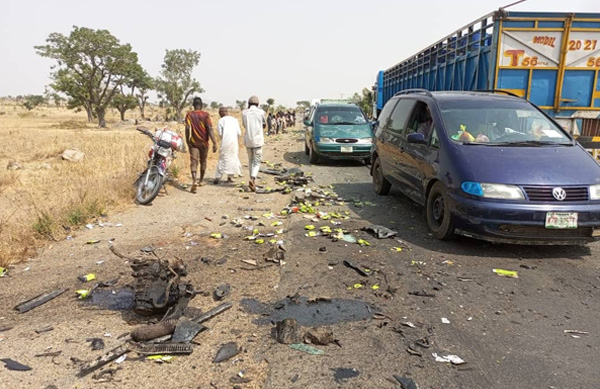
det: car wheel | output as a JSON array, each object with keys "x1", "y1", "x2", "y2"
[
  {"x1": 426, "y1": 182, "x2": 456, "y2": 240},
  {"x1": 305, "y1": 142, "x2": 309, "y2": 155},
  {"x1": 309, "y1": 142, "x2": 319, "y2": 164},
  {"x1": 372, "y1": 156, "x2": 391, "y2": 195}
]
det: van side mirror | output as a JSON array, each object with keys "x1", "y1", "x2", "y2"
[
  {"x1": 407, "y1": 133, "x2": 427, "y2": 144},
  {"x1": 303, "y1": 120, "x2": 312, "y2": 127},
  {"x1": 370, "y1": 120, "x2": 378, "y2": 130}
]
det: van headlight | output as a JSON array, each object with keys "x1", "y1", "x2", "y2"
[
  {"x1": 462, "y1": 182, "x2": 524, "y2": 200},
  {"x1": 319, "y1": 137, "x2": 335, "y2": 143},
  {"x1": 590, "y1": 184, "x2": 600, "y2": 200}
]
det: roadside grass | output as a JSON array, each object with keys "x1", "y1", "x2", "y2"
[{"x1": 0, "y1": 102, "x2": 227, "y2": 267}]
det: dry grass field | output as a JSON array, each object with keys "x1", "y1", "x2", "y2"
[{"x1": 0, "y1": 101, "x2": 226, "y2": 267}]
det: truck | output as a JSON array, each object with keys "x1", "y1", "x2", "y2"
[{"x1": 373, "y1": 9, "x2": 600, "y2": 135}]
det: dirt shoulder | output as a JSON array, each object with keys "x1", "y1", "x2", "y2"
[{"x1": 0, "y1": 131, "x2": 297, "y2": 388}]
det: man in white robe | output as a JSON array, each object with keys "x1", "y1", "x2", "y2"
[{"x1": 214, "y1": 107, "x2": 242, "y2": 184}]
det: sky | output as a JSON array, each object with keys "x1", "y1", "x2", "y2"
[{"x1": 0, "y1": 0, "x2": 597, "y2": 107}]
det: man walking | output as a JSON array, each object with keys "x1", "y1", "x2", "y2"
[
  {"x1": 214, "y1": 107, "x2": 242, "y2": 184},
  {"x1": 242, "y1": 95, "x2": 266, "y2": 192},
  {"x1": 185, "y1": 97, "x2": 217, "y2": 193}
]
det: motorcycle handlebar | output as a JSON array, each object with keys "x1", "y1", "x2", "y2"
[{"x1": 136, "y1": 127, "x2": 155, "y2": 140}]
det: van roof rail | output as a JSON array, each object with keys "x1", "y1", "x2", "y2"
[
  {"x1": 474, "y1": 89, "x2": 521, "y2": 98},
  {"x1": 394, "y1": 89, "x2": 433, "y2": 97}
]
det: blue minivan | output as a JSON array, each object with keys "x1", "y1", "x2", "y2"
[{"x1": 371, "y1": 90, "x2": 600, "y2": 244}]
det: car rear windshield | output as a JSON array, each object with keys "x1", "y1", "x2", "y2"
[
  {"x1": 437, "y1": 98, "x2": 571, "y2": 145},
  {"x1": 316, "y1": 107, "x2": 367, "y2": 125}
]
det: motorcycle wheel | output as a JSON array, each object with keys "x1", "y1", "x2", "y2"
[{"x1": 136, "y1": 166, "x2": 164, "y2": 205}]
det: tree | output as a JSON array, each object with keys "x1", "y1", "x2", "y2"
[
  {"x1": 35, "y1": 26, "x2": 145, "y2": 127},
  {"x1": 235, "y1": 100, "x2": 247, "y2": 111},
  {"x1": 210, "y1": 101, "x2": 223, "y2": 110},
  {"x1": 266, "y1": 98, "x2": 275, "y2": 113},
  {"x1": 352, "y1": 88, "x2": 374, "y2": 118},
  {"x1": 22, "y1": 95, "x2": 47, "y2": 110},
  {"x1": 155, "y1": 49, "x2": 203, "y2": 122},
  {"x1": 296, "y1": 100, "x2": 310, "y2": 108},
  {"x1": 135, "y1": 73, "x2": 154, "y2": 120},
  {"x1": 112, "y1": 68, "x2": 152, "y2": 120}
]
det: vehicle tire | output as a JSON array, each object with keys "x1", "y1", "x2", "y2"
[
  {"x1": 309, "y1": 142, "x2": 320, "y2": 164},
  {"x1": 136, "y1": 166, "x2": 164, "y2": 205},
  {"x1": 426, "y1": 182, "x2": 456, "y2": 240},
  {"x1": 305, "y1": 142, "x2": 310, "y2": 155},
  {"x1": 372, "y1": 156, "x2": 391, "y2": 195}
]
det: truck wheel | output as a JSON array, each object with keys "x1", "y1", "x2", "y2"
[
  {"x1": 309, "y1": 142, "x2": 320, "y2": 164},
  {"x1": 372, "y1": 156, "x2": 391, "y2": 195},
  {"x1": 426, "y1": 182, "x2": 456, "y2": 240}
]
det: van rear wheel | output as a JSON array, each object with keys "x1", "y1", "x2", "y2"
[{"x1": 426, "y1": 182, "x2": 456, "y2": 239}]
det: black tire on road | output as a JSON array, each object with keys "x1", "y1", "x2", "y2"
[
  {"x1": 372, "y1": 156, "x2": 391, "y2": 195},
  {"x1": 305, "y1": 142, "x2": 310, "y2": 155},
  {"x1": 309, "y1": 142, "x2": 319, "y2": 164},
  {"x1": 136, "y1": 166, "x2": 164, "y2": 205},
  {"x1": 426, "y1": 182, "x2": 456, "y2": 240}
]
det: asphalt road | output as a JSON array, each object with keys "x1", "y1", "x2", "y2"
[{"x1": 268, "y1": 133, "x2": 600, "y2": 388}]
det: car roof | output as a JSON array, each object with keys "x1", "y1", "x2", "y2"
[{"x1": 398, "y1": 91, "x2": 524, "y2": 104}]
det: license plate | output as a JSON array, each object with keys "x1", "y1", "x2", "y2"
[
  {"x1": 340, "y1": 146, "x2": 353, "y2": 153},
  {"x1": 545, "y1": 212, "x2": 578, "y2": 229}
]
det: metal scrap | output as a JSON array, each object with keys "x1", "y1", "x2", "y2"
[{"x1": 14, "y1": 288, "x2": 68, "y2": 313}]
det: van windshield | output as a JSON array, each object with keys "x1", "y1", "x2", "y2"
[
  {"x1": 438, "y1": 100, "x2": 571, "y2": 145},
  {"x1": 316, "y1": 107, "x2": 367, "y2": 125}
]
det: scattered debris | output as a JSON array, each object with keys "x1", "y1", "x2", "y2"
[
  {"x1": 131, "y1": 319, "x2": 178, "y2": 342},
  {"x1": 14, "y1": 288, "x2": 68, "y2": 313},
  {"x1": 394, "y1": 375, "x2": 419, "y2": 389},
  {"x1": 213, "y1": 342, "x2": 240, "y2": 363},
  {"x1": 304, "y1": 327, "x2": 335, "y2": 346},
  {"x1": 409, "y1": 290, "x2": 436, "y2": 298},
  {"x1": 0, "y1": 267, "x2": 7, "y2": 277},
  {"x1": 1, "y1": 358, "x2": 32, "y2": 371},
  {"x1": 275, "y1": 319, "x2": 301, "y2": 344},
  {"x1": 61, "y1": 149, "x2": 85, "y2": 162},
  {"x1": 35, "y1": 325, "x2": 54, "y2": 334},
  {"x1": 564, "y1": 330, "x2": 589, "y2": 335},
  {"x1": 362, "y1": 225, "x2": 398, "y2": 239},
  {"x1": 264, "y1": 244, "x2": 286, "y2": 263},
  {"x1": 432, "y1": 353, "x2": 466, "y2": 365},
  {"x1": 87, "y1": 338, "x2": 106, "y2": 351},
  {"x1": 86, "y1": 240, "x2": 101, "y2": 245},
  {"x1": 492, "y1": 268, "x2": 519, "y2": 278},
  {"x1": 133, "y1": 343, "x2": 193, "y2": 355},
  {"x1": 192, "y1": 302, "x2": 233, "y2": 325},
  {"x1": 289, "y1": 343, "x2": 324, "y2": 355},
  {"x1": 333, "y1": 368, "x2": 360, "y2": 383},
  {"x1": 77, "y1": 345, "x2": 131, "y2": 377},
  {"x1": 241, "y1": 259, "x2": 258, "y2": 266},
  {"x1": 343, "y1": 260, "x2": 370, "y2": 277},
  {"x1": 78, "y1": 273, "x2": 96, "y2": 282},
  {"x1": 171, "y1": 320, "x2": 206, "y2": 343},
  {"x1": 213, "y1": 284, "x2": 231, "y2": 301},
  {"x1": 147, "y1": 355, "x2": 174, "y2": 363},
  {"x1": 441, "y1": 318, "x2": 451, "y2": 324}
]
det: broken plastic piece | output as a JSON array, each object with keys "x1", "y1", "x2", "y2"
[
  {"x1": 78, "y1": 273, "x2": 96, "y2": 282},
  {"x1": 290, "y1": 343, "x2": 324, "y2": 355},
  {"x1": 210, "y1": 233, "x2": 223, "y2": 239},
  {"x1": 441, "y1": 317, "x2": 450, "y2": 324},
  {"x1": 362, "y1": 225, "x2": 398, "y2": 239},
  {"x1": 493, "y1": 268, "x2": 518, "y2": 278},
  {"x1": 147, "y1": 355, "x2": 174, "y2": 363},
  {"x1": 371, "y1": 284, "x2": 380, "y2": 290},
  {"x1": 391, "y1": 247, "x2": 403, "y2": 252},
  {"x1": 171, "y1": 320, "x2": 206, "y2": 343},
  {"x1": 76, "y1": 289, "x2": 91, "y2": 299},
  {"x1": 213, "y1": 342, "x2": 239, "y2": 363},
  {"x1": 432, "y1": 353, "x2": 466, "y2": 365},
  {"x1": 14, "y1": 288, "x2": 68, "y2": 313},
  {"x1": 394, "y1": 375, "x2": 418, "y2": 389},
  {"x1": 357, "y1": 239, "x2": 370, "y2": 246},
  {"x1": 305, "y1": 225, "x2": 315, "y2": 230},
  {"x1": 87, "y1": 240, "x2": 101, "y2": 244},
  {"x1": 0, "y1": 267, "x2": 7, "y2": 277},
  {"x1": 341, "y1": 234, "x2": 357, "y2": 243}
]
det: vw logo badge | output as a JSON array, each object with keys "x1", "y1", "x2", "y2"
[{"x1": 552, "y1": 187, "x2": 567, "y2": 201}]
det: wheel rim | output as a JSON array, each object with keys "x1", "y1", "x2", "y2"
[
  {"x1": 431, "y1": 193, "x2": 445, "y2": 228},
  {"x1": 138, "y1": 169, "x2": 160, "y2": 201}
]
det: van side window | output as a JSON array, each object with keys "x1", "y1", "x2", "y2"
[
  {"x1": 407, "y1": 102, "x2": 433, "y2": 138},
  {"x1": 377, "y1": 98, "x2": 398, "y2": 129},
  {"x1": 430, "y1": 126, "x2": 440, "y2": 149},
  {"x1": 388, "y1": 99, "x2": 417, "y2": 135}
]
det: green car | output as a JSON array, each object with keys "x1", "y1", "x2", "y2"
[{"x1": 304, "y1": 102, "x2": 373, "y2": 164}]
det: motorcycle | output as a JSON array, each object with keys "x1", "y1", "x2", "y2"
[{"x1": 135, "y1": 127, "x2": 183, "y2": 205}]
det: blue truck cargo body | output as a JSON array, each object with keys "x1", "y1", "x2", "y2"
[{"x1": 374, "y1": 10, "x2": 600, "y2": 135}]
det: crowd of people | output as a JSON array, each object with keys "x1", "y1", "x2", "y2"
[
  {"x1": 184, "y1": 96, "x2": 292, "y2": 192},
  {"x1": 266, "y1": 111, "x2": 295, "y2": 135}
]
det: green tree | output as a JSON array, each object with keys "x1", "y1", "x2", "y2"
[
  {"x1": 111, "y1": 93, "x2": 137, "y2": 121},
  {"x1": 235, "y1": 100, "x2": 247, "y2": 111},
  {"x1": 35, "y1": 26, "x2": 145, "y2": 127},
  {"x1": 352, "y1": 88, "x2": 374, "y2": 118},
  {"x1": 112, "y1": 68, "x2": 152, "y2": 120},
  {"x1": 296, "y1": 100, "x2": 310, "y2": 108},
  {"x1": 22, "y1": 95, "x2": 47, "y2": 110},
  {"x1": 135, "y1": 73, "x2": 154, "y2": 120},
  {"x1": 266, "y1": 98, "x2": 275, "y2": 113},
  {"x1": 210, "y1": 101, "x2": 223, "y2": 110},
  {"x1": 155, "y1": 49, "x2": 203, "y2": 122}
]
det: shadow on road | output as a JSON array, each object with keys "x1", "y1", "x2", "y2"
[{"x1": 332, "y1": 181, "x2": 593, "y2": 260}]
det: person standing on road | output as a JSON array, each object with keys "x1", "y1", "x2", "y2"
[
  {"x1": 214, "y1": 107, "x2": 242, "y2": 184},
  {"x1": 242, "y1": 95, "x2": 266, "y2": 192},
  {"x1": 185, "y1": 97, "x2": 217, "y2": 193}
]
